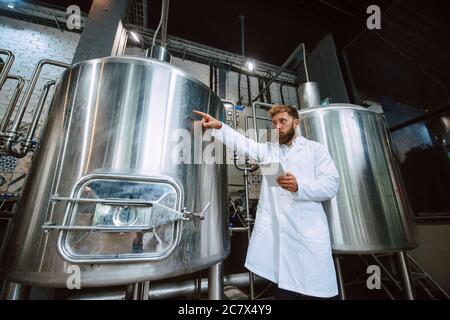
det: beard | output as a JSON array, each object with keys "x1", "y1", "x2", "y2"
[{"x1": 279, "y1": 125, "x2": 296, "y2": 145}]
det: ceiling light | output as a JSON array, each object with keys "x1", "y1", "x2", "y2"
[
  {"x1": 245, "y1": 60, "x2": 255, "y2": 72},
  {"x1": 129, "y1": 31, "x2": 140, "y2": 43}
]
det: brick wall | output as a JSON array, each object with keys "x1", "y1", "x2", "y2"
[{"x1": 0, "y1": 16, "x2": 80, "y2": 194}]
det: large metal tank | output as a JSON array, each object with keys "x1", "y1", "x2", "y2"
[
  {"x1": 298, "y1": 104, "x2": 418, "y2": 253},
  {"x1": 0, "y1": 56, "x2": 230, "y2": 288}
]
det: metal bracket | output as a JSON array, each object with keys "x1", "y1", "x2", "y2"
[{"x1": 182, "y1": 202, "x2": 211, "y2": 220}]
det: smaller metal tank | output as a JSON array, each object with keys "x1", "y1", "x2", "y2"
[{"x1": 298, "y1": 104, "x2": 418, "y2": 253}]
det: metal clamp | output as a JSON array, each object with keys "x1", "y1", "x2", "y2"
[{"x1": 182, "y1": 202, "x2": 211, "y2": 220}]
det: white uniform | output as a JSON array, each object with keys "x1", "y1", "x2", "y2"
[{"x1": 213, "y1": 124, "x2": 340, "y2": 298}]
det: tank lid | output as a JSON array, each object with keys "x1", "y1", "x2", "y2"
[{"x1": 298, "y1": 103, "x2": 381, "y2": 115}]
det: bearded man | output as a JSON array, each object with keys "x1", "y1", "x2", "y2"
[{"x1": 194, "y1": 105, "x2": 340, "y2": 300}]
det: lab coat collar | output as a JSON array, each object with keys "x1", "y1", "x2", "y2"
[
  {"x1": 285, "y1": 135, "x2": 307, "y2": 147},
  {"x1": 279, "y1": 135, "x2": 307, "y2": 159}
]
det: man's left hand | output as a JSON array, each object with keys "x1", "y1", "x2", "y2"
[{"x1": 277, "y1": 172, "x2": 298, "y2": 193}]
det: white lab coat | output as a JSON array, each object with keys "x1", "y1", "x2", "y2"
[{"x1": 213, "y1": 124, "x2": 339, "y2": 298}]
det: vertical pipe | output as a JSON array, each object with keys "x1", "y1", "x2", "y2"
[
  {"x1": 397, "y1": 251, "x2": 415, "y2": 300},
  {"x1": 21, "y1": 80, "x2": 56, "y2": 153},
  {"x1": 0, "y1": 50, "x2": 15, "y2": 90},
  {"x1": 295, "y1": 84, "x2": 301, "y2": 108},
  {"x1": 132, "y1": 281, "x2": 150, "y2": 300},
  {"x1": 237, "y1": 73, "x2": 243, "y2": 105},
  {"x1": 299, "y1": 82, "x2": 321, "y2": 108},
  {"x1": 214, "y1": 67, "x2": 218, "y2": 94},
  {"x1": 279, "y1": 84, "x2": 285, "y2": 105},
  {"x1": 125, "y1": 284, "x2": 134, "y2": 300},
  {"x1": 243, "y1": 169, "x2": 255, "y2": 300},
  {"x1": 301, "y1": 43, "x2": 310, "y2": 83},
  {"x1": 160, "y1": 0, "x2": 170, "y2": 48},
  {"x1": 195, "y1": 273, "x2": 202, "y2": 300},
  {"x1": 251, "y1": 101, "x2": 273, "y2": 142},
  {"x1": 258, "y1": 78, "x2": 265, "y2": 103},
  {"x1": 209, "y1": 65, "x2": 213, "y2": 90},
  {"x1": 0, "y1": 75, "x2": 25, "y2": 134},
  {"x1": 246, "y1": 75, "x2": 252, "y2": 105},
  {"x1": 1, "y1": 282, "x2": 27, "y2": 300},
  {"x1": 239, "y1": 15, "x2": 245, "y2": 58},
  {"x1": 333, "y1": 255, "x2": 346, "y2": 300},
  {"x1": 265, "y1": 79, "x2": 272, "y2": 104},
  {"x1": 141, "y1": 281, "x2": 150, "y2": 300},
  {"x1": 208, "y1": 262, "x2": 224, "y2": 300}
]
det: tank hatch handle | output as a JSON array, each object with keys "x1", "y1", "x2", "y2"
[
  {"x1": 42, "y1": 197, "x2": 211, "y2": 232},
  {"x1": 182, "y1": 202, "x2": 211, "y2": 220}
]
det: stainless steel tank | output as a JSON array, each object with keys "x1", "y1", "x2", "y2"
[
  {"x1": 298, "y1": 104, "x2": 418, "y2": 253},
  {"x1": 0, "y1": 56, "x2": 230, "y2": 288}
]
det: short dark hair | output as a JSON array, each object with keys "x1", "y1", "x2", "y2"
[{"x1": 268, "y1": 105, "x2": 299, "y2": 120}]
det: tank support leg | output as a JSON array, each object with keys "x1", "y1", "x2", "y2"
[
  {"x1": 208, "y1": 262, "x2": 224, "y2": 300},
  {"x1": 397, "y1": 251, "x2": 415, "y2": 300},
  {"x1": 1, "y1": 282, "x2": 28, "y2": 300},
  {"x1": 333, "y1": 255, "x2": 346, "y2": 300}
]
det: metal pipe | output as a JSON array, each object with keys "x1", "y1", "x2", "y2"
[
  {"x1": 295, "y1": 84, "x2": 301, "y2": 108},
  {"x1": 406, "y1": 253, "x2": 450, "y2": 299},
  {"x1": 68, "y1": 272, "x2": 268, "y2": 300},
  {"x1": 152, "y1": 1, "x2": 164, "y2": 47},
  {"x1": 237, "y1": 73, "x2": 243, "y2": 105},
  {"x1": 252, "y1": 43, "x2": 306, "y2": 103},
  {"x1": 397, "y1": 251, "x2": 416, "y2": 300},
  {"x1": 208, "y1": 262, "x2": 224, "y2": 300},
  {"x1": 243, "y1": 168, "x2": 255, "y2": 300},
  {"x1": 333, "y1": 255, "x2": 346, "y2": 300},
  {"x1": 160, "y1": 0, "x2": 170, "y2": 48},
  {"x1": 0, "y1": 49, "x2": 15, "y2": 90},
  {"x1": 5, "y1": 59, "x2": 69, "y2": 158},
  {"x1": 131, "y1": 281, "x2": 150, "y2": 300},
  {"x1": 264, "y1": 78, "x2": 272, "y2": 103},
  {"x1": 246, "y1": 74, "x2": 251, "y2": 105},
  {"x1": 141, "y1": 281, "x2": 150, "y2": 300},
  {"x1": 299, "y1": 82, "x2": 321, "y2": 108},
  {"x1": 251, "y1": 101, "x2": 273, "y2": 142},
  {"x1": 230, "y1": 227, "x2": 249, "y2": 233},
  {"x1": 194, "y1": 272, "x2": 202, "y2": 300},
  {"x1": 279, "y1": 84, "x2": 285, "y2": 105},
  {"x1": 19, "y1": 80, "x2": 56, "y2": 154},
  {"x1": 1, "y1": 282, "x2": 27, "y2": 300},
  {"x1": 301, "y1": 43, "x2": 310, "y2": 83},
  {"x1": 0, "y1": 75, "x2": 25, "y2": 134},
  {"x1": 239, "y1": 15, "x2": 245, "y2": 58}
]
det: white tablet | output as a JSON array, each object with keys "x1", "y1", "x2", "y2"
[{"x1": 259, "y1": 162, "x2": 286, "y2": 188}]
